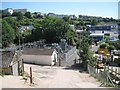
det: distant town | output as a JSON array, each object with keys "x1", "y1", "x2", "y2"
[{"x1": 0, "y1": 8, "x2": 120, "y2": 88}]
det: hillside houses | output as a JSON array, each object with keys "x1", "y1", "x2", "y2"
[
  {"x1": 47, "y1": 13, "x2": 76, "y2": 19},
  {"x1": 3, "y1": 8, "x2": 27, "y2": 15}
]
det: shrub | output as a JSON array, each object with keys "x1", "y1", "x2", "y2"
[
  {"x1": 100, "y1": 43, "x2": 107, "y2": 48},
  {"x1": 107, "y1": 45, "x2": 115, "y2": 52}
]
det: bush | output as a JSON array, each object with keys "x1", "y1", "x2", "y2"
[
  {"x1": 107, "y1": 45, "x2": 115, "y2": 52},
  {"x1": 100, "y1": 43, "x2": 108, "y2": 48}
]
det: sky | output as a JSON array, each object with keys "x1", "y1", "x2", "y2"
[{"x1": 2, "y1": 2, "x2": 118, "y2": 19}]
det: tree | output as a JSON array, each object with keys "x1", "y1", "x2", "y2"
[
  {"x1": 77, "y1": 31, "x2": 92, "y2": 70},
  {"x1": 108, "y1": 45, "x2": 115, "y2": 52},
  {"x1": 2, "y1": 20, "x2": 15, "y2": 48},
  {"x1": 91, "y1": 18, "x2": 98, "y2": 25},
  {"x1": 62, "y1": 16, "x2": 70, "y2": 22},
  {"x1": 4, "y1": 17, "x2": 20, "y2": 45},
  {"x1": 80, "y1": 20, "x2": 85, "y2": 26},
  {"x1": 17, "y1": 12, "x2": 23, "y2": 20},
  {"x1": 66, "y1": 29, "x2": 76, "y2": 45},
  {"x1": 99, "y1": 43, "x2": 108, "y2": 48},
  {"x1": 41, "y1": 16, "x2": 70, "y2": 43},
  {"x1": 24, "y1": 12, "x2": 32, "y2": 18},
  {"x1": 4, "y1": 17, "x2": 20, "y2": 30},
  {"x1": 24, "y1": 16, "x2": 70, "y2": 43},
  {"x1": 12, "y1": 12, "x2": 18, "y2": 16}
]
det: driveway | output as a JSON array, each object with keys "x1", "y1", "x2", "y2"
[
  {"x1": 1, "y1": 63, "x2": 105, "y2": 88},
  {"x1": 23, "y1": 64, "x2": 104, "y2": 88}
]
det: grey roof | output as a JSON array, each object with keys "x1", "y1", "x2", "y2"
[
  {"x1": 23, "y1": 48, "x2": 55, "y2": 55},
  {"x1": 0, "y1": 51, "x2": 15, "y2": 68}
]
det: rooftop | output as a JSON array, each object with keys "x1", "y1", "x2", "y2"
[
  {"x1": 23, "y1": 48, "x2": 55, "y2": 55},
  {"x1": 90, "y1": 33, "x2": 104, "y2": 36}
]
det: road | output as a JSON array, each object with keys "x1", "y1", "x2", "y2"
[{"x1": 91, "y1": 45, "x2": 100, "y2": 52}]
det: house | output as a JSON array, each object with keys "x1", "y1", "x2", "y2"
[
  {"x1": 3, "y1": 8, "x2": 14, "y2": 15},
  {"x1": 90, "y1": 33, "x2": 104, "y2": 42},
  {"x1": 22, "y1": 48, "x2": 58, "y2": 66},
  {"x1": 0, "y1": 49, "x2": 24, "y2": 76},
  {"x1": 13, "y1": 9, "x2": 27, "y2": 14},
  {"x1": 47, "y1": 13, "x2": 68, "y2": 19},
  {"x1": 47, "y1": 13, "x2": 76, "y2": 19},
  {"x1": 88, "y1": 25, "x2": 112, "y2": 36},
  {"x1": 3, "y1": 8, "x2": 27, "y2": 15}
]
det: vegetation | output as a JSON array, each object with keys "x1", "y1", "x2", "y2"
[
  {"x1": 2, "y1": 19, "x2": 15, "y2": 47},
  {"x1": 24, "y1": 12, "x2": 32, "y2": 18},
  {"x1": 2, "y1": 10, "x2": 119, "y2": 48},
  {"x1": 77, "y1": 31, "x2": 93, "y2": 70}
]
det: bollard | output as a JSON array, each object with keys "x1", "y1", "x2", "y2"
[{"x1": 30, "y1": 67, "x2": 32, "y2": 84}]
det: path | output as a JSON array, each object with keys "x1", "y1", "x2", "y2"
[
  {"x1": 1, "y1": 64, "x2": 105, "y2": 88},
  {"x1": 24, "y1": 64, "x2": 104, "y2": 88},
  {"x1": 48, "y1": 67, "x2": 102, "y2": 88}
]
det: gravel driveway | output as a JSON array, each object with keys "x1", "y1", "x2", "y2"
[
  {"x1": 23, "y1": 64, "x2": 103, "y2": 88},
  {"x1": 1, "y1": 63, "x2": 105, "y2": 88}
]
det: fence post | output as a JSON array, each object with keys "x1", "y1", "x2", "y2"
[
  {"x1": 30, "y1": 67, "x2": 32, "y2": 84},
  {"x1": 115, "y1": 68, "x2": 117, "y2": 77}
]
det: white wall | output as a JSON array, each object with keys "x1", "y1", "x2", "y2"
[{"x1": 22, "y1": 55, "x2": 53, "y2": 66}]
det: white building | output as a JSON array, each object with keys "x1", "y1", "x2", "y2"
[
  {"x1": 4, "y1": 8, "x2": 14, "y2": 15},
  {"x1": 22, "y1": 48, "x2": 58, "y2": 66},
  {"x1": 3, "y1": 8, "x2": 27, "y2": 15}
]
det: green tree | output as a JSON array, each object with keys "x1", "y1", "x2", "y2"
[
  {"x1": 66, "y1": 29, "x2": 76, "y2": 45},
  {"x1": 91, "y1": 18, "x2": 98, "y2": 25},
  {"x1": 41, "y1": 16, "x2": 70, "y2": 43},
  {"x1": 24, "y1": 12, "x2": 32, "y2": 18},
  {"x1": 77, "y1": 31, "x2": 92, "y2": 70},
  {"x1": 4, "y1": 17, "x2": 20, "y2": 30},
  {"x1": 2, "y1": 20, "x2": 15, "y2": 48},
  {"x1": 4, "y1": 17, "x2": 20, "y2": 44},
  {"x1": 62, "y1": 16, "x2": 70, "y2": 22},
  {"x1": 24, "y1": 16, "x2": 70, "y2": 43},
  {"x1": 17, "y1": 12, "x2": 23, "y2": 20}
]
